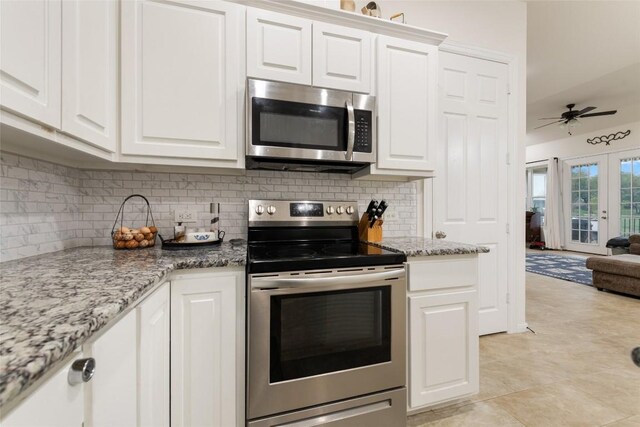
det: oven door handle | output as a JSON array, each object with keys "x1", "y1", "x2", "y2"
[
  {"x1": 345, "y1": 98, "x2": 355, "y2": 161},
  {"x1": 251, "y1": 269, "x2": 404, "y2": 290}
]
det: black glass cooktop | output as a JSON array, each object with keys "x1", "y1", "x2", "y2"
[{"x1": 247, "y1": 241, "x2": 406, "y2": 274}]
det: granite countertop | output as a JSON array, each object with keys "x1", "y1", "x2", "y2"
[
  {"x1": 369, "y1": 237, "x2": 489, "y2": 257},
  {"x1": 0, "y1": 243, "x2": 246, "y2": 409}
]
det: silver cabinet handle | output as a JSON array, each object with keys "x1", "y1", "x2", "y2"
[
  {"x1": 435, "y1": 231, "x2": 447, "y2": 239},
  {"x1": 68, "y1": 357, "x2": 95, "y2": 385},
  {"x1": 345, "y1": 98, "x2": 355, "y2": 161},
  {"x1": 252, "y1": 268, "x2": 405, "y2": 290}
]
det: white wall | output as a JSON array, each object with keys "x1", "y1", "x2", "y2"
[{"x1": 526, "y1": 121, "x2": 640, "y2": 162}]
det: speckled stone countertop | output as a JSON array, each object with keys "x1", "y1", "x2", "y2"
[
  {"x1": 369, "y1": 237, "x2": 489, "y2": 257},
  {"x1": 0, "y1": 243, "x2": 246, "y2": 409}
]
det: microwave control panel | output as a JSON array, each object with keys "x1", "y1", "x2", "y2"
[{"x1": 354, "y1": 110, "x2": 373, "y2": 153}]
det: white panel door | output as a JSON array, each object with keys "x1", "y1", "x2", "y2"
[
  {"x1": 408, "y1": 290, "x2": 478, "y2": 408},
  {"x1": 0, "y1": 0, "x2": 61, "y2": 127},
  {"x1": 61, "y1": 0, "x2": 117, "y2": 152},
  {"x1": 433, "y1": 51, "x2": 509, "y2": 335},
  {"x1": 84, "y1": 310, "x2": 137, "y2": 427},
  {"x1": 121, "y1": 0, "x2": 243, "y2": 160},
  {"x1": 171, "y1": 273, "x2": 238, "y2": 427},
  {"x1": 138, "y1": 283, "x2": 170, "y2": 427},
  {"x1": 376, "y1": 36, "x2": 437, "y2": 171},
  {"x1": 246, "y1": 8, "x2": 312, "y2": 85},
  {"x1": 312, "y1": 22, "x2": 371, "y2": 93},
  {"x1": 1, "y1": 355, "x2": 84, "y2": 427},
  {"x1": 563, "y1": 155, "x2": 609, "y2": 254}
]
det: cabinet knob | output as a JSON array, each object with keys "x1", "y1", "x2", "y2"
[
  {"x1": 435, "y1": 231, "x2": 447, "y2": 239},
  {"x1": 68, "y1": 357, "x2": 96, "y2": 385}
]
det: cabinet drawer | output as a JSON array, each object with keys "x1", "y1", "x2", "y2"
[{"x1": 408, "y1": 255, "x2": 477, "y2": 292}]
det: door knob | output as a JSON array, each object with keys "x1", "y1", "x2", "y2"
[
  {"x1": 435, "y1": 231, "x2": 447, "y2": 239},
  {"x1": 68, "y1": 357, "x2": 96, "y2": 385},
  {"x1": 601, "y1": 216, "x2": 607, "y2": 220}
]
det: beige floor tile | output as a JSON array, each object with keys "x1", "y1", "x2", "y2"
[
  {"x1": 606, "y1": 415, "x2": 640, "y2": 426},
  {"x1": 493, "y1": 382, "x2": 629, "y2": 427},
  {"x1": 407, "y1": 401, "x2": 523, "y2": 426},
  {"x1": 565, "y1": 369, "x2": 640, "y2": 416}
]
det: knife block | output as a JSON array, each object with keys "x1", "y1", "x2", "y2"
[{"x1": 358, "y1": 214, "x2": 383, "y2": 242}]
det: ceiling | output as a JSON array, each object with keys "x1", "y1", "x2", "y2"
[{"x1": 526, "y1": 1, "x2": 640, "y2": 145}]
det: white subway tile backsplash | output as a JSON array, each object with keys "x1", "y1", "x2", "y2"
[{"x1": 1, "y1": 151, "x2": 418, "y2": 262}]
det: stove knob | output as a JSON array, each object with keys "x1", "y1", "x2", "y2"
[
  {"x1": 346, "y1": 206, "x2": 355, "y2": 215},
  {"x1": 255, "y1": 205, "x2": 264, "y2": 215},
  {"x1": 326, "y1": 206, "x2": 335, "y2": 215},
  {"x1": 267, "y1": 205, "x2": 277, "y2": 215},
  {"x1": 336, "y1": 206, "x2": 344, "y2": 215}
]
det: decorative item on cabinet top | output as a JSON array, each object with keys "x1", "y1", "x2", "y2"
[
  {"x1": 340, "y1": 0, "x2": 355, "y2": 12},
  {"x1": 361, "y1": 1, "x2": 381, "y2": 17},
  {"x1": 111, "y1": 194, "x2": 158, "y2": 250}
]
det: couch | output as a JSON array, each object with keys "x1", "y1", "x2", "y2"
[{"x1": 586, "y1": 234, "x2": 640, "y2": 297}]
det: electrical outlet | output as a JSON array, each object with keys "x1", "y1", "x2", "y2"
[
  {"x1": 384, "y1": 208, "x2": 398, "y2": 221},
  {"x1": 175, "y1": 210, "x2": 197, "y2": 223}
]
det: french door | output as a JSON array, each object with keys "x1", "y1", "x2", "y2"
[
  {"x1": 563, "y1": 155, "x2": 608, "y2": 254},
  {"x1": 562, "y1": 149, "x2": 640, "y2": 254},
  {"x1": 608, "y1": 149, "x2": 640, "y2": 238}
]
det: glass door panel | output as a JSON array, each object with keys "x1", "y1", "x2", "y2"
[
  {"x1": 619, "y1": 156, "x2": 640, "y2": 236},
  {"x1": 564, "y1": 155, "x2": 608, "y2": 254}
]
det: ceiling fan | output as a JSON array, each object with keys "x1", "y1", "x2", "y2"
[{"x1": 535, "y1": 103, "x2": 618, "y2": 135}]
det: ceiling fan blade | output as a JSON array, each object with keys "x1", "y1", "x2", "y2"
[
  {"x1": 575, "y1": 106, "x2": 596, "y2": 116},
  {"x1": 538, "y1": 117, "x2": 562, "y2": 120},
  {"x1": 534, "y1": 120, "x2": 564, "y2": 130},
  {"x1": 580, "y1": 110, "x2": 617, "y2": 118}
]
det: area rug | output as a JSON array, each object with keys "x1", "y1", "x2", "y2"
[{"x1": 525, "y1": 253, "x2": 593, "y2": 286}]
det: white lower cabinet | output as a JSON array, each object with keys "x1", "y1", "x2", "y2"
[
  {"x1": 171, "y1": 269, "x2": 243, "y2": 427},
  {"x1": 1, "y1": 354, "x2": 85, "y2": 427},
  {"x1": 84, "y1": 310, "x2": 138, "y2": 427},
  {"x1": 138, "y1": 283, "x2": 171, "y2": 427},
  {"x1": 407, "y1": 257, "x2": 479, "y2": 411}
]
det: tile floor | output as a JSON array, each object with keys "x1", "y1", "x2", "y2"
[{"x1": 407, "y1": 270, "x2": 640, "y2": 426}]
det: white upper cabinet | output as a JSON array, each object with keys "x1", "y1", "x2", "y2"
[
  {"x1": 0, "y1": 0, "x2": 61, "y2": 128},
  {"x1": 121, "y1": 0, "x2": 244, "y2": 160},
  {"x1": 376, "y1": 36, "x2": 438, "y2": 172},
  {"x1": 312, "y1": 22, "x2": 371, "y2": 93},
  {"x1": 61, "y1": 0, "x2": 117, "y2": 152},
  {"x1": 247, "y1": 8, "x2": 312, "y2": 85}
]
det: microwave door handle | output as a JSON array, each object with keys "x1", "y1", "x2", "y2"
[
  {"x1": 251, "y1": 269, "x2": 404, "y2": 290},
  {"x1": 345, "y1": 98, "x2": 355, "y2": 161}
]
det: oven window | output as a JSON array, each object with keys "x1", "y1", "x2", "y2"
[
  {"x1": 252, "y1": 98, "x2": 346, "y2": 151},
  {"x1": 270, "y1": 286, "x2": 391, "y2": 383}
]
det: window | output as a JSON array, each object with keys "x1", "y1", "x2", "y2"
[
  {"x1": 620, "y1": 156, "x2": 640, "y2": 237},
  {"x1": 526, "y1": 166, "x2": 547, "y2": 224}
]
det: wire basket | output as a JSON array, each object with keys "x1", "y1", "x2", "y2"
[{"x1": 110, "y1": 194, "x2": 158, "y2": 250}]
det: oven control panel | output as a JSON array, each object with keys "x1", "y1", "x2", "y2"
[{"x1": 249, "y1": 200, "x2": 359, "y2": 225}]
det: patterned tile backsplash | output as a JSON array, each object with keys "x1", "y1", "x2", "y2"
[{"x1": 0, "y1": 151, "x2": 418, "y2": 262}]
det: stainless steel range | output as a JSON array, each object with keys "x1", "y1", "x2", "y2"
[{"x1": 246, "y1": 200, "x2": 407, "y2": 427}]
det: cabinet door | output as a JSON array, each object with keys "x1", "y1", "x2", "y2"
[
  {"x1": 408, "y1": 290, "x2": 478, "y2": 408},
  {"x1": 138, "y1": 284, "x2": 170, "y2": 427},
  {"x1": 121, "y1": 0, "x2": 243, "y2": 160},
  {"x1": 61, "y1": 0, "x2": 117, "y2": 152},
  {"x1": 313, "y1": 22, "x2": 371, "y2": 93},
  {"x1": 376, "y1": 36, "x2": 437, "y2": 171},
  {"x1": 0, "y1": 0, "x2": 61, "y2": 128},
  {"x1": 246, "y1": 8, "x2": 312, "y2": 85},
  {"x1": 171, "y1": 272, "x2": 239, "y2": 427},
  {"x1": 84, "y1": 310, "x2": 137, "y2": 427},
  {"x1": 1, "y1": 355, "x2": 84, "y2": 427}
]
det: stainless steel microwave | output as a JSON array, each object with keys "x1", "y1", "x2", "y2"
[{"x1": 246, "y1": 79, "x2": 376, "y2": 174}]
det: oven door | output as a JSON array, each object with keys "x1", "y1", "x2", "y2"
[
  {"x1": 247, "y1": 79, "x2": 375, "y2": 164},
  {"x1": 247, "y1": 266, "x2": 406, "y2": 419}
]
